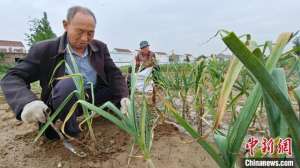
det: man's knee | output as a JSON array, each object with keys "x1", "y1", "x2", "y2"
[
  {"x1": 50, "y1": 78, "x2": 81, "y2": 120},
  {"x1": 52, "y1": 78, "x2": 77, "y2": 99}
]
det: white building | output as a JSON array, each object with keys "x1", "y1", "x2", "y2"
[
  {"x1": 154, "y1": 51, "x2": 169, "y2": 64},
  {"x1": 169, "y1": 53, "x2": 185, "y2": 63},
  {"x1": 110, "y1": 48, "x2": 135, "y2": 67},
  {"x1": 110, "y1": 48, "x2": 195, "y2": 66}
]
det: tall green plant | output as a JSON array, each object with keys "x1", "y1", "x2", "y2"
[
  {"x1": 221, "y1": 32, "x2": 294, "y2": 167},
  {"x1": 162, "y1": 32, "x2": 299, "y2": 168},
  {"x1": 35, "y1": 44, "x2": 96, "y2": 142},
  {"x1": 223, "y1": 32, "x2": 300, "y2": 165},
  {"x1": 263, "y1": 68, "x2": 289, "y2": 138},
  {"x1": 61, "y1": 62, "x2": 157, "y2": 167},
  {"x1": 214, "y1": 36, "x2": 258, "y2": 130}
]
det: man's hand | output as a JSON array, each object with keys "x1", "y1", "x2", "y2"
[
  {"x1": 21, "y1": 100, "x2": 48, "y2": 123},
  {"x1": 120, "y1": 98, "x2": 130, "y2": 116}
]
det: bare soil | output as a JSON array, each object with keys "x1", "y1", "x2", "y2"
[{"x1": 0, "y1": 101, "x2": 217, "y2": 168}]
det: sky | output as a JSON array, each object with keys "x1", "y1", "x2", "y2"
[{"x1": 0, "y1": 0, "x2": 299, "y2": 56}]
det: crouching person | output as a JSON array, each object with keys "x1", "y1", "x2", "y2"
[{"x1": 0, "y1": 6, "x2": 129, "y2": 140}]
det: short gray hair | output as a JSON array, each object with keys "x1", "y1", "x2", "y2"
[{"x1": 67, "y1": 6, "x2": 97, "y2": 24}]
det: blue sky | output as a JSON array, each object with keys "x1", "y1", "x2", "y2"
[{"x1": 0, "y1": 0, "x2": 299, "y2": 56}]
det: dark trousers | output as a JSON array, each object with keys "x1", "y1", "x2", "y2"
[{"x1": 46, "y1": 78, "x2": 121, "y2": 137}]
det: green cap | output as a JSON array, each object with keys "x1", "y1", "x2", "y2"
[{"x1": 140, "y1": 41, "x2": 149, "y2": 49}]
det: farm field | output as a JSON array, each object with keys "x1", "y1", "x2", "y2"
[{"x1": 0, "y1": 32, "x2": 299, "y2": 168}]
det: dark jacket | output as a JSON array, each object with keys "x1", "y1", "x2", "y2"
[{"x1": 0, "y1": 33, "x2": 128, "y2": 120}]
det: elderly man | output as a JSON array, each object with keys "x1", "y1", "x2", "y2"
[
  {"x1": 127, "y1": 41, "x2": 160, "y2": 93},
  {"x1": 135, "y1": 41, "x2": 157, "y2": 70},
  {"x1": 0, "y1": 6, "x2": 128, "y2": 140}
]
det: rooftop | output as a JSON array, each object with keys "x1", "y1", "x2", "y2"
[
  {"x1": 113, "y1": 48, "x2": 132, "y2": 53},
  {"x1": 0, "y1": 40, "x2": 25, "y2": 47}
]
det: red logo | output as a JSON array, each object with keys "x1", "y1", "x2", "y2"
[
  {"x1": 245, "y1": 137, "x2": 292, "y2": 157},
  {"x1": 245, "y1": 136, "x2": 259, "y2": 156}
]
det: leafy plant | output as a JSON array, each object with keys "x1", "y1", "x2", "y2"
[
  {"x1": 223, "y1": 32, "x2": 300, "y2": 166},
  {"x1": 35, "y1": 50, "x2": 157, "y2": 167},
  {"x1": 161, "y1": 31, "x2": 300, "y2": 168},
  {"x1": 25, "y1": 12, "x2": 56, "y2": 47},
  {"x1": 65, "y1": 62, "x2": 157, "y2": 167}
]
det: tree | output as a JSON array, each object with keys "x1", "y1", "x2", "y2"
[
  {"x1": 293, "y1": 36, "x2": 300, "y2": 56},
  {"x1": 25, "y1": 12, "x2": 56, "y2": 47}
]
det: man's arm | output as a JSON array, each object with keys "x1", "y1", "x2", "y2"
[
  {"x1": 151, "y1": 52, "x2": 157, "y2": 65},
  {"x1": 103, "y1": 44, "x2": 129, "y2": 98},
  {"x1": 0, "y1": 44, "x2": 41, "y2": 120},
  {"x1": 134, "y1": 52, "x2": 142, "y2": 72}
]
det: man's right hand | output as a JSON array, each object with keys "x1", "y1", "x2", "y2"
[
  {"x1": 120, "y1": 98, "x2": 130, "y2": 116},
  {"x1": 21, "y1": 100, "x2": 48, "y2": 123}
]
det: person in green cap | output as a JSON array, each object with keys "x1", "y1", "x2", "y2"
[
  {"x1": 135, "y1": 41, "x2": 157, "y2": 71},
  {"x1": 127, "y1": 41, "x2": 160, "y2": 93}
]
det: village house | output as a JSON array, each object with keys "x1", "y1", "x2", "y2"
[
  {"x1": 154, "y1": 51, "x2": 169, "y2": 64},
  {"x1": 169, "y1": 53, "x2": 185, "y2": 63},
  {"x1": 0, "y1": 40, "x2": 26, "y2": 64},
  {"x1": 109, "y1": 48, "x2": 194, "y2": 66},
  {"x1": 110, "y1": 48, "x2": 134, "y2": 67}
]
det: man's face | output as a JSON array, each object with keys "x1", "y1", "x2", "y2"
[
  {"x1": 63, "y1": 12, "x2": 96, "y2": 52},
  {"x1": 141, "y1": 46, "x2": 150, "y2": 53}
]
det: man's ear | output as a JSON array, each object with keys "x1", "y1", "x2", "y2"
[{"x1": 63, "y1": 20, "x2": 68, "y2": 31}]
